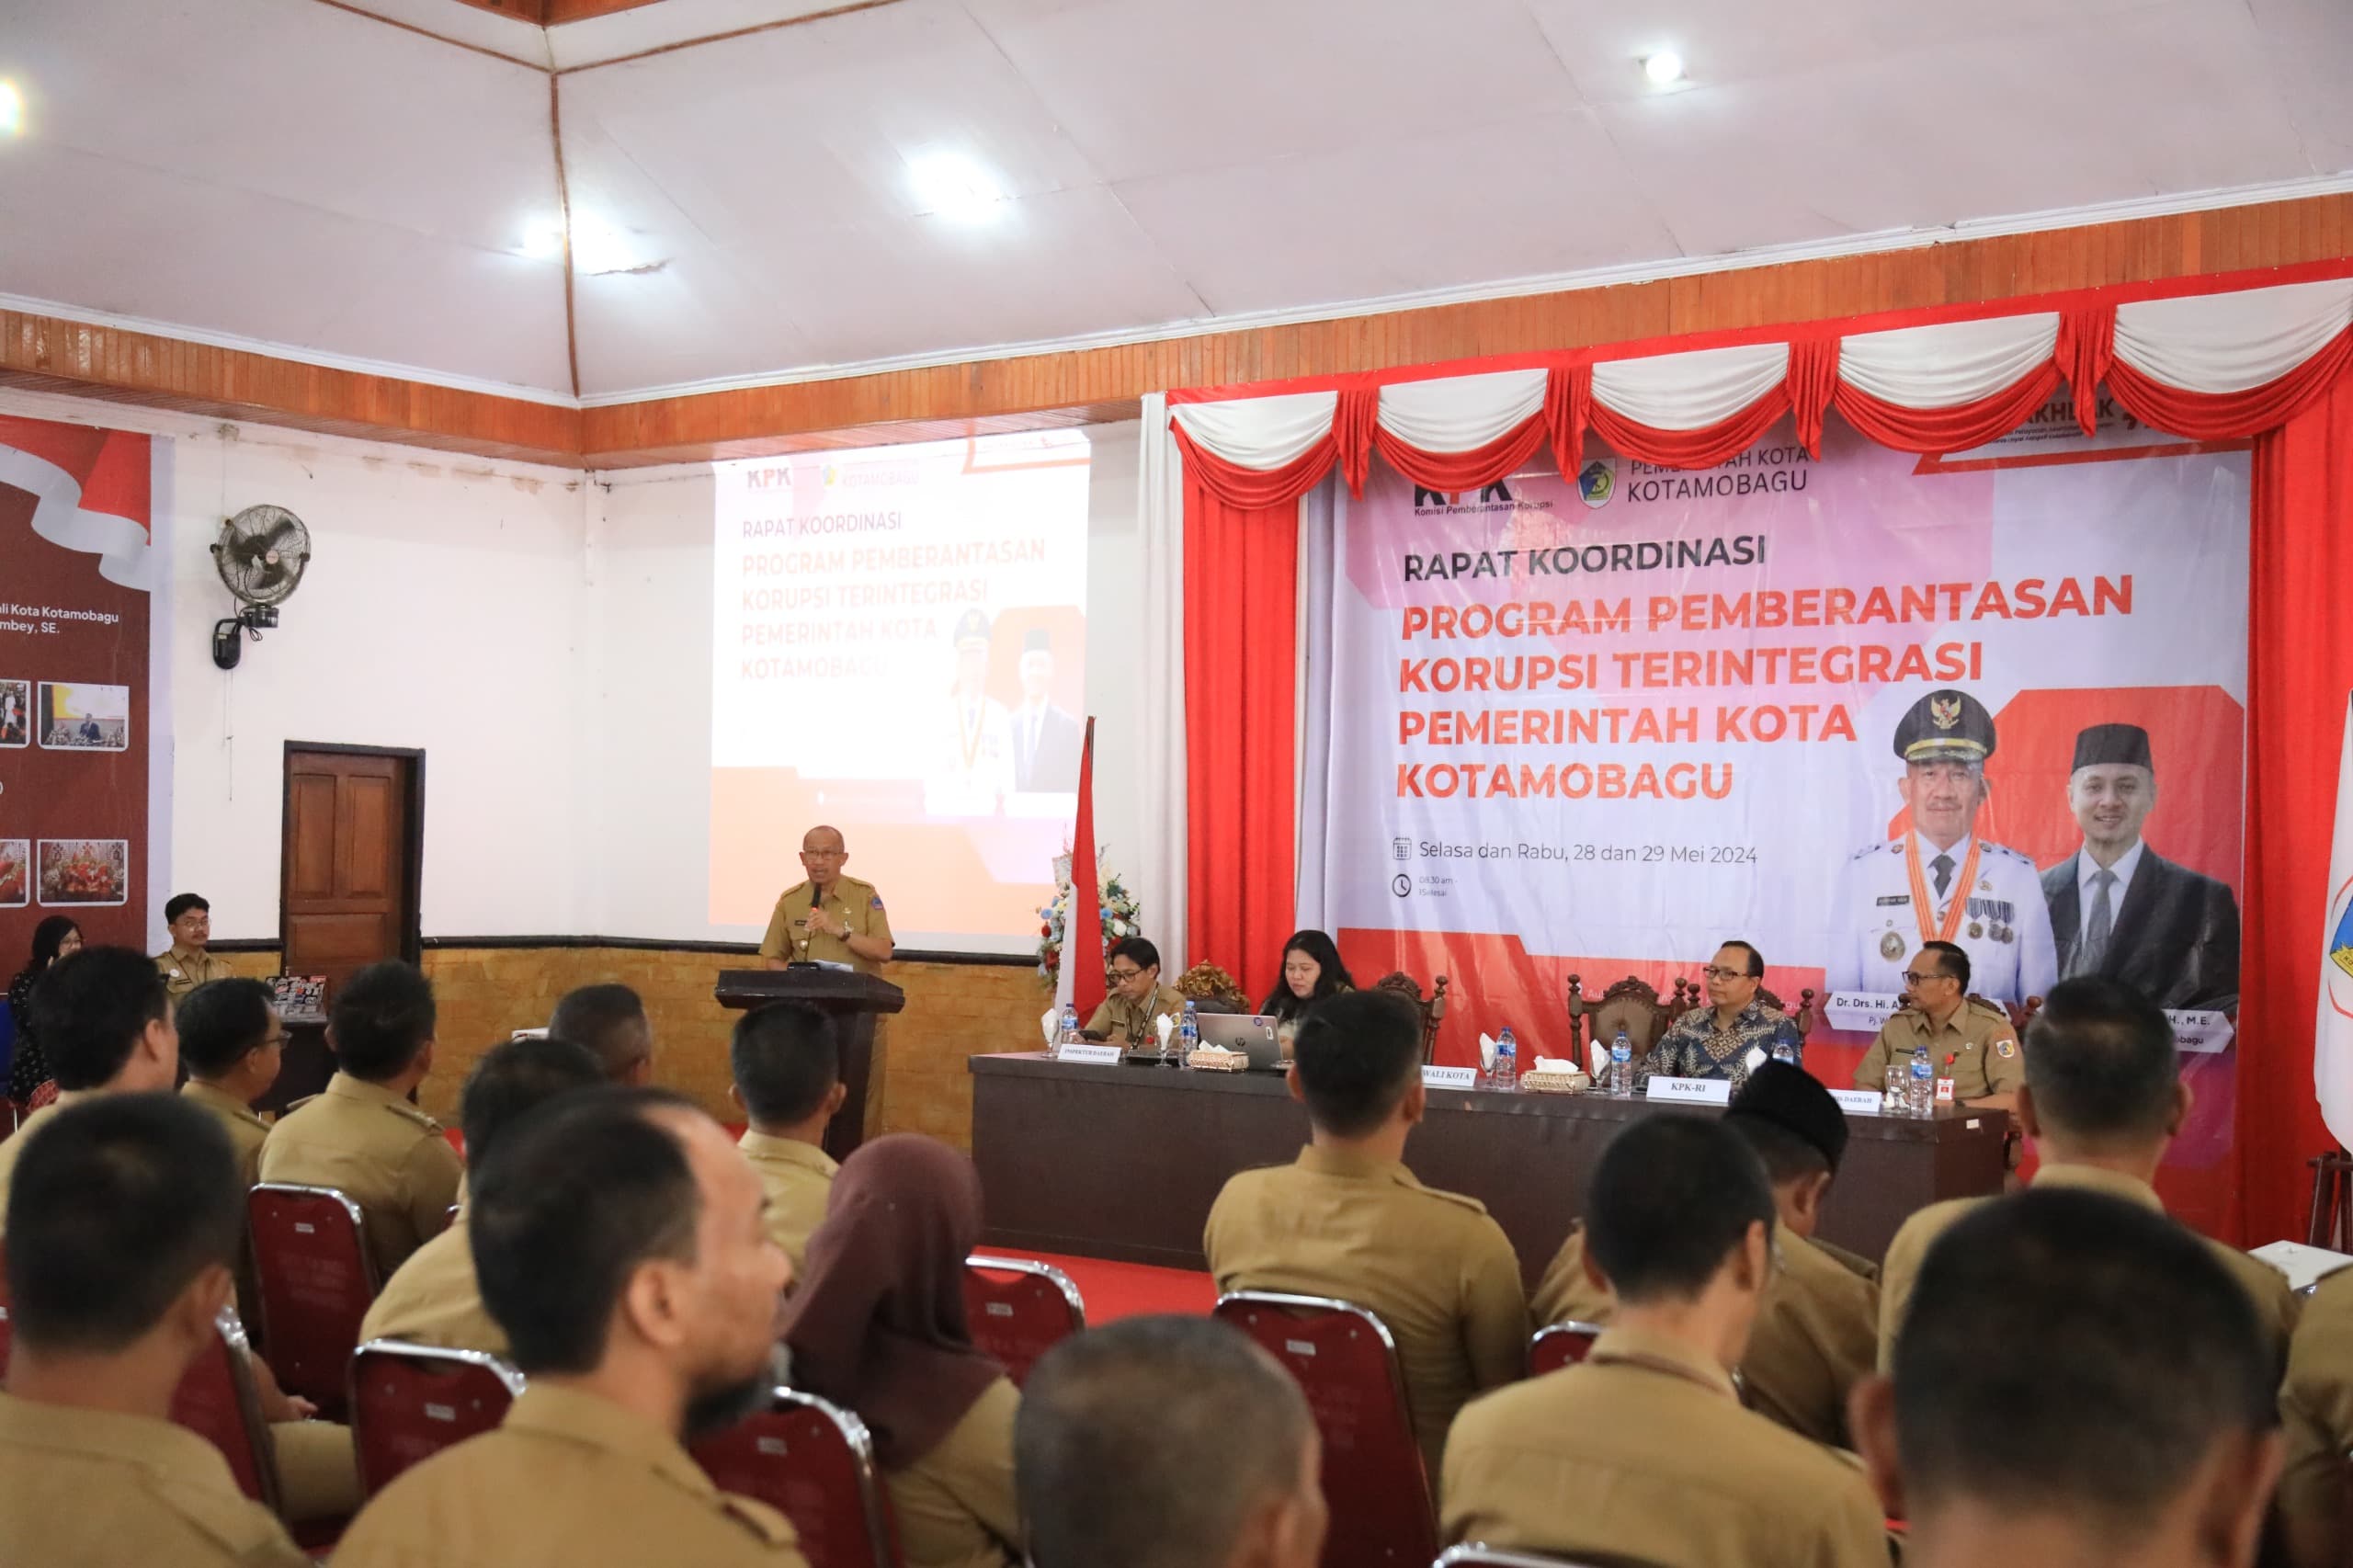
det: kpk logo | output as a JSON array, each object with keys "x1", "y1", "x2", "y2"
[
  {"x1": 1577, "y1": 459, "x2": 1616, "y2": 508},
  {"x1": 1413, "y1": 479, "x2": 1516, "y2": 510}
]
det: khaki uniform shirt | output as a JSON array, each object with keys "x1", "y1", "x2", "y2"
[
  {"x1": 1204, "y1": 1144, "x2": 1527, "y2": 1481},
  {"x1": 1084, "y1": 984, "x2": 1187, "y2": 1047},
  {"x1": 1529, "y1": 1224, "x2": 1880, "y2": 1450},
  {"x1": 181, "y1": 1080, "x2": 271, "y2": 1189},
  {"x1": 1439, "y1": 1327, "x2": 1889, "y2": 1568},
  {"x1": 1878, "y1": 1162, "x2": 2295, "y2": 1371},
  {"x1": 0, "y1": 1099, "x2": 67, "y2": 1233},
  {"x1": 757, "y1": 876, "x2": 893, "y2": 972},
  {"x1": 0, "y1": 1391, "x2": 309, "y2": 1567},
  {"x1": 738, "y1": 1131, "x2": 837, "y2": 1277},
  {"x1": 884, "y1": 1376, "x2": 1021, "y2": 1568},
  {"x1": 2279, "y1": 1269, "x2": 2353, "y2": 1565},
  {"x1": 333, "y1": 1383, "x2": 804, "y2": 1568},
  {"x1": 360, "y1": 1210, "x2": 506, "y2": 1356},
  {"x1": 1852, "y1": 998, "x2": 2022, "y2": 1098},
  {"x1": 256, "y1": 1072, "x2": 463, "y2": 1281},
  {"x1": 156, "y1": 946, "x2": 238, "y2": 1000}
]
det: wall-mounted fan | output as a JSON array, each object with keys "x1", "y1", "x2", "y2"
[{"x1": 210, "y1": 504, "x2": 312, "y2": 670}]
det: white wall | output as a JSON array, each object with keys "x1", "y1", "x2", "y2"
[
  {"x1": 0, "y1": 386, "x2": 592, "y2": 941},
  {"x1": 0, "y1": 386, "x2": 1150, "y2": 950},
  {"x1": 583, "y1": 422, "x2": 1152, "y2": 952}
]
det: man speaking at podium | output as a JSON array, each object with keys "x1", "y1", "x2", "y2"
[{"x1": 759, "y1": 825, "x2": 895, "y2": 973}]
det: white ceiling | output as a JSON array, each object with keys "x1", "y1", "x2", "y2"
[{"x1": 0, "y1": 0, "x2": 2346, "y2": 403}]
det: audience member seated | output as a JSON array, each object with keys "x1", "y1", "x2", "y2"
[
  {"x1": 1204, "y1": 989, "x2": 1524, "y2": 1483},
  {"x1": 0, "y1": 1096, "x2": 308, "y2": 1567},
  {"x1": 156, "y1": 892, "x2": 235, "y2": 1001},
  {"x1": 1440, "y1": 1117, "x2": 1887, "y2": 1567},
  {"x1": 0, "y1": 946, "x2": 180, "y2": 1211},
  {"x1": 258, "y1": 960, "x2": 462, "y2": 1280},
  {"x1": 1017, "y1": 1315, "x2": 1326, "y2": 1568},
  {"x1": 1636, "y1": 939, "x2": 1804, "y2": 1087},
  {"x1": 333, "y1": 1087, "x2": 804, "y2": 1567},
  {"x1": 1852, "y1": 940, "x2": 2022, "y2": 1111},
  {"x1": 1853, "y1": 1188, "x2": 2281, "y2": 1568},
  {"x1": 1257, "y1": 929, "x2": 1355, "y2": 1044},
  {"x1": 5, "y1": 915, "x2": 79, "y2": 1104},
  {"x1": 2271, "y1": 1249, "x2": 2353, "y2": 1565},
  {"x1": 1530, "y1": 1062, "x2": 1879, "y2": 1449},
  {"x1": 2, "y1": 947, "x2": 360, "y2": 1523},
  {"x1": 359, "y1": 1037, "x2": 605, "y2": 1355},
  {"x1": 176, "y1": 978, "x2": 286, "y2": 1187},
  {"x1": 548, "y1": 983, "x2": 656, "y2": 1085},
  {"x1": 784, "y1": 1134, "x2": 1019, "y2": 1568},
  {"x1": 1085, "y1": 937, "x2": 1188, "y2": 1046},
  {"x1": 727, "y1": 1000, "x2": 844, "y2": 1276},
  {"x1": 1879, "y1": 974, "x2": 2292, "y2": 1368}
]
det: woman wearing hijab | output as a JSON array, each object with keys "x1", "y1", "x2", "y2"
[
  {"x1": 783, "y1": 1134, "x2": 1019, "y2": 1568},
  {"x1": 7, "y1": 916, "x2": 81, "y2": 1104}
]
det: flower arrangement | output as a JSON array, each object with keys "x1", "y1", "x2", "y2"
[{"x1": 1037, "y1": 849, "x2": 1142, "y2": 988}]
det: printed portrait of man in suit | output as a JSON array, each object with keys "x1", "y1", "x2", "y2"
[{"x1": 2041, "y1": 722, "x2": 2240, "y2": 1011}]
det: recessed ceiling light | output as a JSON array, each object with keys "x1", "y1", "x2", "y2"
[
  {"x1": 0, "y1": 82, "x2": 25, "y2": 137},
  {"x1": 908, "y1": 152, "x2": 1007, "y2": 222},
  {"x1": 1642, "y1": 50, "x2": 1686, "y2": 86}
]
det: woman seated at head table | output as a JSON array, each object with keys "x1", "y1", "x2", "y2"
[
  {"x1": 784, "y1": 1135, "x2": 1021, "y2": 1568},
  {"x1": 1258, "y1": 929, "x2": 1357, "y2": 1049},
  {"x1": 1083, "y1": 937, "x2": 1188, "y2": 1046}
]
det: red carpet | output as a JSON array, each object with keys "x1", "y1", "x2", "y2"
[{"x1": 989, "y1": 1249, "x2": 1218, "y2": 1322}]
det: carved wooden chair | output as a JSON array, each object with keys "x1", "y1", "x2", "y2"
[
  {"x1": 1176, "y1": 962, "x2": 1251, "y2": 1015},
  {"x1": 1372, "y1": 972, "x2": 1449, "y2": 1064},
  {"x1": 1566, "y1": 975, "x2": 1680, "y2": 1065},
  {"x1": 1754, "y1": 986, "x2": 1819, "y2": 1040}
]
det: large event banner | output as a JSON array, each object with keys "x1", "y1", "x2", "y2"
[
  {"x1": 1314, "y1": 407, "x2": 2249, "y2": 1225},
  {"x1": 0, "y1": 415, "x2": 158, "y2": 962}
]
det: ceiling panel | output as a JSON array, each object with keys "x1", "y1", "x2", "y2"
[
  {"x1": 1113, "y1": 109, "x2": 1680, "y2": 317},
  {"x1": 971, "y1": 0, "x2": 1587, "y2": 184}
]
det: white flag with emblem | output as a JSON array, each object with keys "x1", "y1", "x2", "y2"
[{"x1": 2316, "y1": 693, "x2": 2353, "y2": 1152}]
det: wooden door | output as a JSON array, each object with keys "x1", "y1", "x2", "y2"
[{"x1": 281, "y1": 747, "x2": 421, "y2": 1000}]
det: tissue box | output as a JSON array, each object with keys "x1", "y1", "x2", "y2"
[
  {"x1": 1518, "y1": 1068, "x2": 1591, "y2": 1095},
  {"x1": 1188, "y1": 1048, "x2": 1249, "y2": 1073}
]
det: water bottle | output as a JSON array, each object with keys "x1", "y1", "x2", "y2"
[
  {"x1": 1608, "y1": 1029, "x2": 1633, "y2": 1098},
  {"x1": 1771, "y1": 1040, "x2": 1796, "y2": 1065},
  {"x1": 1181, "y1": 1000, "x2": 1199, "y2": 1051},
  {"x1": 1493, "y1": 1027, "x2": 1518, "y2": 1092},
  {"x1": 1908, "y1": 1044, "x2": 1934, "y2": 1118},
  {"x1": 1060, "y1": 1004, "x2": 1081, "y2": 1046}
]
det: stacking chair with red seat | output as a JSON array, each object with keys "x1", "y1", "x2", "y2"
[
  {"x1": 1431, "y1": 1548, "x2": 1624, "y2": 1568},
  {"x1": 961, "y1": 1255, "x2": 1086, "y2": 1387},
  {"x1": 1528, "y1": 1320, "x2": 1607, "y2": 1377},
  {"x1": 688, "y1": 1387, "x2": 900, "y2": 1568},
  {"x1": 349, "y1": 1339, "x2": 527, "y2": 1499},
  {"x1": 1212, "y1": 1290, "x2": 1436, "y2": 1568},
  {"x1": 247, "y1": 1184, "x2": 380, "y2": 1420},
  {"x1": 168, "y1": 1309, "x2": 286, "y2": 1517}
]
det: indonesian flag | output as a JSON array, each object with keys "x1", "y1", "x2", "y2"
[
  {"x1": 1055, "y1": 718, "x2": 1108, "y2": 1025},
  {"x1": 2317, "y1": 694, "x2": 2353, "y2": 1151}
]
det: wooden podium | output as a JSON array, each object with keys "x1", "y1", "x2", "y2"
[{"x1": 715, "y1": 968, "x2": 906, "y2": 1160}]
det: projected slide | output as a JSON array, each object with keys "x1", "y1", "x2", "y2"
[{"x1": 711, "y1": 431, "x2": 1089, "y2": 950}]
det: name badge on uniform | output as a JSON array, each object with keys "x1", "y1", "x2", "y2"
[
  {"x1": 1934, "y1": 1077, "x2": 1957, "y2": 1104},
  {"x1": 1646, "y1": 1076, "x2": 1733, "y2": 1106}
]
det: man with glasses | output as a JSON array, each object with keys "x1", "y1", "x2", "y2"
[
  {"x1": 1085, "y1": 937, "x2": 1187, "y2": 1047},
  {"x1": 1852, "y1": 941, "x2": 2021, "y2": 1111},
  {"x1": 758, "y1": 824, "x2": 895, "y2": 974},
  {"x1": 1634, "y1": 940, "x2": 1803, "y2": 1089},
  {"x1": 155, "y1": 892, "x2": 234, "y2": 1001}
]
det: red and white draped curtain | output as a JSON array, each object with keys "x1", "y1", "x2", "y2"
[{"x1": 1152, "y1": 271, "x2": 2353, "y2": 1245}]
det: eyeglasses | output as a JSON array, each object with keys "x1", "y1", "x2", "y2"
[
  {"x1": 1108, "y1": 966, "x2": 1145, "y2": 982},
  {"x1": 1700, "y1": 965, "x2": 1752, "y2": 982},
  {"x1": 1902, "y1": 971, "x2": 1954, "y2": 988}
]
